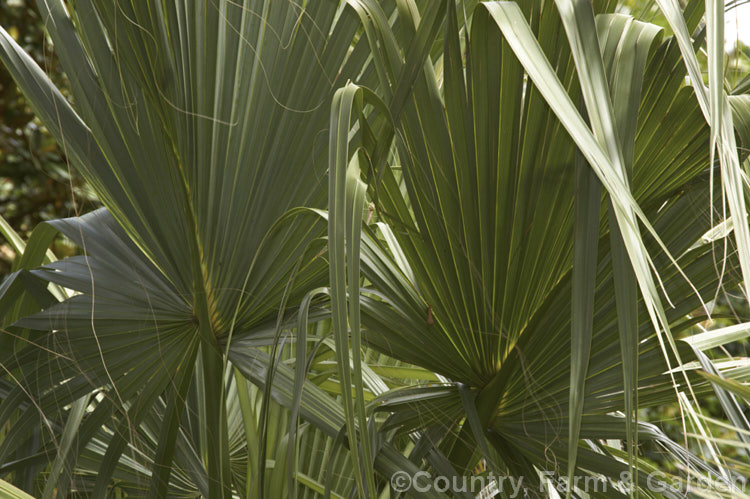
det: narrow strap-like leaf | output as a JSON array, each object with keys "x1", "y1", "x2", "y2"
[{"x1": 568, "y1": 130, "x2": 601, "y2": 490}]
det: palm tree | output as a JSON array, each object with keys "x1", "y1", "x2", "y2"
[{"x1": 1, "y1": 0, "x2": 749, "y2": 497}]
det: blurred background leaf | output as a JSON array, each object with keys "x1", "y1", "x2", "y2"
[{"x1": 0, "y1": 0, "x2": 98, "y2": 274}]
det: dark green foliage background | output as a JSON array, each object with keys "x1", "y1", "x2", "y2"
[{"x1": 0, "y1": 0, "x2": 97, "y2": 274}]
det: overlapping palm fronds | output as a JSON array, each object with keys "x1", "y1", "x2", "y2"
[{"x1": 1, "y1": 0, "x2": 750, "y2": 497}]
